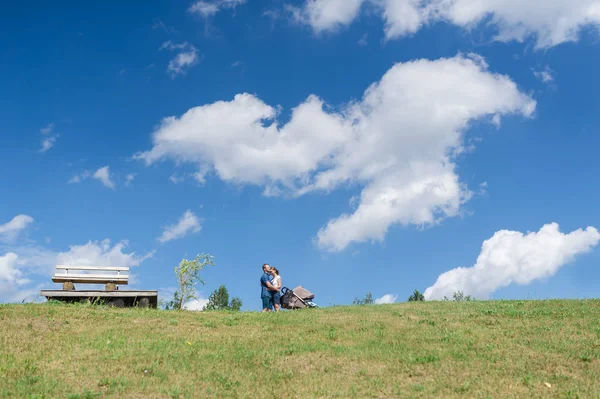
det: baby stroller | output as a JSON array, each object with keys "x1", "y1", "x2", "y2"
[{"x1": 280, "y1": 286, "x2": 318, "y2": 309}]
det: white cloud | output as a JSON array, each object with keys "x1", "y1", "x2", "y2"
[
  {"x1": 40, "y1": 123, "x2": 54, "y2": 135},
  {"x1": 0, "y1": 252, "x2": 28, "y2": 286},
  {"x1": 189, "y1": 1, "x2": 220, "y2": 17},
  {"x1": 56, "y1": 239, "x2": 153, "y2": 267},
  {"x1": 293, "y1": 0, "x2": 600, "y2": 48},
  {"x1": 0, "y1": 214, "x2": 34, "y2": 243},
  {"x1": 289, "y1": 0, "x2": 365, "y2": 33},
  {"x1": 188, "y1": 0, "x2": 247, "y2": 17},
  {"x1": 40, "y1": 136, "x2": 57, "y2": 152},
  {"x1": 69, "y1": 167, "x2": 116, "y2": 188},
  {"x1": 533, "y1": 67, "x2": 554, "y2": 83},
  {"x1": 183, "y1": 297, "x2": 209, "y2": 311},
  {"x1": 168, "y1": 50, "x2": 199, "y2": 77},
  {"x1": 93, "y1": 166, "x2": 116, "y2": 190},
  {"x1": 169, "y1": 174, "x2": 185, "y2": 184},
  {"x1": 68, "y1": 170, "x2": 91, "y2": 184},
  {"x1": 424, "y1": 223, "x2": 600, "y2": 300},
  {"x1": 160, "y1": 41, "x2": 199, "y2": 78},
  {"x1": 375, "y1": 294, "x2": 397, "y2": 304},
  {"x1": 125, "y1": 173, "x2": 136, "y2": 186},
  {"x1": 160, "y1": 41, "x2": 190, "y2": 51},
  {"x1": 136, "y1": 54, "x2": 534, "y2": 251},
  {"x1": 39, "y1": 123, "x2": 59, "y2": 152},
  {"x1": 158, "y1": 210, "x2": 202, "y2": 243}
]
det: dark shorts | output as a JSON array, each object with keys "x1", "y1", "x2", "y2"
[
  {"x1": 273, "y1": 293, "x2": 281, "y2": 306},
  {"x1": 261, "y1": 295, "x2": 273, "y2": 310}
]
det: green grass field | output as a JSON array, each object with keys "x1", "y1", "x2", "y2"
[{"x1": 1, "y1": 300, "x2": 599, "y2": 398}]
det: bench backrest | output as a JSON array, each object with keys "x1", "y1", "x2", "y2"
[
  {"x1": 53, "y1": 265, "x2": 130, "y2": 284},
  {"x1": 56, "y1": 265, "x2": 130, "y2": 274}
]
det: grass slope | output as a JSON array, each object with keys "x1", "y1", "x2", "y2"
[{"x1": 1, "y1": 300, "x2": 599, "y2": 398}]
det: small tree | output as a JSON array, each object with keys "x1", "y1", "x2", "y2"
[
  {"x1": 173, "y1": 253, "x2": 215, "y2": 310},
  {"x1": 443, "y1": 291, "x2": 475, "y2": 302},
  {"x1": 408, "y1": 289, "x2": 425, "y2": 302},
  {"x1": 230, "y1": 297, "x2": 242, "y2": 311},
  {"x1": 162, "y1": 291, "x2": 181, "y2": 310},
  {"x1": 204, "y1": 285, "x2": 243, "y2": 311},
  {"x1": 353, "y1": 292, "x2": 374, "y2": 305}
]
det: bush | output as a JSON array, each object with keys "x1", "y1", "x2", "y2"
[
  {"x1": 443, "y1": 291, "x2": 475, "y2": 302},
  {"x1": 353, "y1": 292, "x2": 374, "y2": 305},
  {"x1": 204, "y1": 285, "x2": 243, "y2": 311},
  {"x1": 408, "y1": 290, "x2": 425, "y2": 302}
]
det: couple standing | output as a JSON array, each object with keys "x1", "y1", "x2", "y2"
[{"x1": 260, "y1": 263, "x2": 282, "y2": 312}]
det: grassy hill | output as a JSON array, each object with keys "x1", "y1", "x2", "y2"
[{"x1": 1, "y1": 300, "x2": 599, "y2": 398}]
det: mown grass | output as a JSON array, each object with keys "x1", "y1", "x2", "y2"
[{"x1": 1, "y1": 300, "x2": 599, "y2": 398}]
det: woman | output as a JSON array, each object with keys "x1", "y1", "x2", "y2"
[{"x1": 270, "y1": 267, "x2": 282, "y2": 312}]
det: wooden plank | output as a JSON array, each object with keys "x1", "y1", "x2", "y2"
[
  {"x1": 56, "y1": 265, "x2": 130, "y2": 271},
  {"x1": 41, "y1": 290, "x2": 157, "y2": 298},
  {"x1": 52, "y1": 277, "x2": 129, "y2": 284},
  {"x1": 53, "y1": 273, "x2": 129, "y2": 279}
]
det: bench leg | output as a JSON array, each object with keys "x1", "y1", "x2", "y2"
[
  {"x1": 108, "y1": 298, "x2": 125, "y2": 308},
  {"x1": 137, "y1": 297, "x2": 150, "y2": 308},
  {"x1": 63, "y1": 281, "x2": 75, "y2": 291}
]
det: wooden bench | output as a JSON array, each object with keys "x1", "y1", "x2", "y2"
[
  {"x1": 52, "y1": 265, "x2": 129, "y2": 291},
  {"x1": 42, "y1": 264, "x2": 158, "y2": 308}
]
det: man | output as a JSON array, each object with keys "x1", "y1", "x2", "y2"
[{"x1": 260, "y1": 263, "x2": 277, "y2": 312}]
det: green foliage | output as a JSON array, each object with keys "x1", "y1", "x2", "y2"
[
  {"x1": 353, "y1": 292, "x2": 374, "y2": 305},
  {"x1": 204, "y1": 285, "x2": 243, "y2": 311},
  {"x1": 408, "y1": 290, "x2": 425, "y2": 302},
  {"x1": 229, "y1": 297, "x2": 242, "y2": 311},
  {"x1": 173, "y1": 253, "x2": 216, "y2": 310},
  {"x1": 161, "y1": 291, "x2": 181, "y2": 311},
  {"x1": 443, "y1": 291, "x2": 475, "y2": 302}
]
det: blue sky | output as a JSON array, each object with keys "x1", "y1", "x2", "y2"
[{"x1": 1, "y1": 0, "x2": 600, "y2": 309}]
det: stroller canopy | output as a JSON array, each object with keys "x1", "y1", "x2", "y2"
[
  {"x1": 291, "y1": 286, "x2": 314, "y2": 300},
  {"x1": 280, "y1": 286, "x2": 317, "y2": 309}
]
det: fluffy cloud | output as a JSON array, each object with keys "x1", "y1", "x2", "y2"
[
  {"x1": 292, "y1": 0, "x2": 600, "y2": 48},
  {"x1": 0, "y1": 214, "x2": 34, "y2": 243},
  {"x1": 375, "y1": 294, "x2": 397, "y2": 304},
  {"x1": 56, "y1": 239, "x2": 154, "y2": 267},
  {"x1": 0, "y1": 252, "x2": 28, "y2": 286},
  {"x1": 158, "y1": 210, "x2": 202, "y2": 243},
  {"x1": 289, "y1": 0, "x2": 365, "y2": 32},
  {"x1": 40, "y1": 136, "x2": 58, "y2": 152},
  {"x1": 93, "y1": 166, "x2": 116, "y2": 189},
  {"x1": 424, "y1": 223, "x2": 600, "y2": 300},
  {"x1": 68, "y1": 166, "x2": 116, "y2": 189},
  {"x1": 533, "y1": 67, "x2": 554, "y2": 83},
  {"x1": 160, "y1": 41, "x2": 199, "y2": 78},
  {"x1": 183, "y1": 297, "x2": 209, "y2": 311},
  {"x1": 137, "y1": 54, "x2": 534, "y2": 251},
  {"x1": 168, "y1": 50, "x2": 198, "y2": 77},
  {"x1": 188, "y1": 0, "x2": 247, "y2": 17}
]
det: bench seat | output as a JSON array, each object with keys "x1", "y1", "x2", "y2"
[{"x1": 52, "y1": 275, "x2": 129, "y2": 284}]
